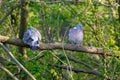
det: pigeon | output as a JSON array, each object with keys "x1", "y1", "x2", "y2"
[
  {"x1": 23, "y1": 27, "x2": 41, "y2": 50},
  {"x1": 68, "y1": 24, "x2": 83, "y2": 46}
]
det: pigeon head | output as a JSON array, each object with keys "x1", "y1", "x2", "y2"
[
  {"x1": 28, "y1": 26, "x2": 34, "y2": 30},
  {"x1": 75, "y1": 24, "x2": 83, "y2": 29},
  {"x1": 23, "y1": 26, "x2": 41, "y2": 50}
]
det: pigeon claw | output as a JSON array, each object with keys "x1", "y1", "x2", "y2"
[{"x1": 30, "y1": 46, "x2": 40, "y2": 50}]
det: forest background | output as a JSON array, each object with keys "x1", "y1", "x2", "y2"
[{"x1": 0, "y1": 0, "x2": 120, "y2": 80}]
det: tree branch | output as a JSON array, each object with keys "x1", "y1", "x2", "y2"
[
  {"x1": 67, "y1": 55, "x2": 96, "y2": 70},
  {"x1": 0, "y1": 63, "x2": 19, "y2": 80},
  {"x1": 42, "y1": 0, "x2": 117, "y2": 7},
  {"x1": 0, "y1": 5, "x2": 20, "y2": 24},
  {"x1": 0, "y1": 43, "x2": 36, "y2": 80},
  {"x1": 18, "y1": 0, "x2": 28, "y2": 59},
  {"x1": 1, "y1": 35, "x2": 119, "y2": 58},
  {"x1": 54, "y1": 64, "x2": 103, "y2": 77},
  {"x1": 0, "y1": 35, "x2": 105, "y2": 54}
]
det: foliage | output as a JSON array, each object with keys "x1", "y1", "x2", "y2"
[{"x1": 0, "y1": 0, "x2": 120, "y2": 80}]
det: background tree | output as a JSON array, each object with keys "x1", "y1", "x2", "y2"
[{"x1": 18, "y1": 0, "x2": 28, "y2": 59}]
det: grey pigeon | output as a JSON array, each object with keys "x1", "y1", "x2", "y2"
[
  {"x1": 23, "y1": 27, "x2": 41, "y2": 50},
  {"x1": 68, "y1": 24, "x2": 83, "y2": 46}
]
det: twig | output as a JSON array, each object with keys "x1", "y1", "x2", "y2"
[
  {"x1": 67, "y1": 55, "x2": 96, "y2": 70},
  {"x1": 0, "y1": 56, "x2": 15, "y2": 65},
  {"x1": 0, "y1": 63, "x2": 19, "y2": 80},
  {"x1": 56, "y1": 54, "x2": 101, "y2": 75},
  {"x1": 27, "y1": 50, "x2": 45, "y2": 62},
  {"x1": 0, "y1": 43, "x2": 36, "y2": 80},
  {"x1": 41, "y1": 0, "x2": 119, "y2": 7},
  {"x1": 0, "y1": 56, "x2": 9, "y2": 65},
  {"x1": 54, "y1": 64, "x2": 103, "y2": 77},
  {"x1": 0, "y1": 5, "x2": 20, "y2": 24}
]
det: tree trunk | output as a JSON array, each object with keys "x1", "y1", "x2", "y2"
[{"x1": 18, "y1": 0, "x2": 28, "y2": 59}]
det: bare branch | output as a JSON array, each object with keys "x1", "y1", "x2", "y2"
[
  {"x1": 54, "y1": 64, "x2": 103, "y2": 77},
  {"x1": 0, "y1": 56, "x2": 7, "y2": 65},
  {"x1": 0, "y1": 63, "x2": 19, "y2": 80},
  {"x1": 41, "y1": 0, "x2": 119, "y2": 7},
  {"x1": 0, "y1": 35, "x2": 105, "y2": 54},
  {"x1": 67, "y1": 55, "x2": 96, "y2": 70},
  {"x1": 0, "y1": 35, "x2": 119, "y2": 57},
  {"x1": 0, "y1": 43, "x2": 36, "y2": 80}
]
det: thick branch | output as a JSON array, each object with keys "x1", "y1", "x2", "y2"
[{"x1": 0, "y1": 35, "x2": 105, "y2": 54}]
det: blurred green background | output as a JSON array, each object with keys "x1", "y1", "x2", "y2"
[{"x1": 0, "y1": 0, "x2": 120, "y2": 80}]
